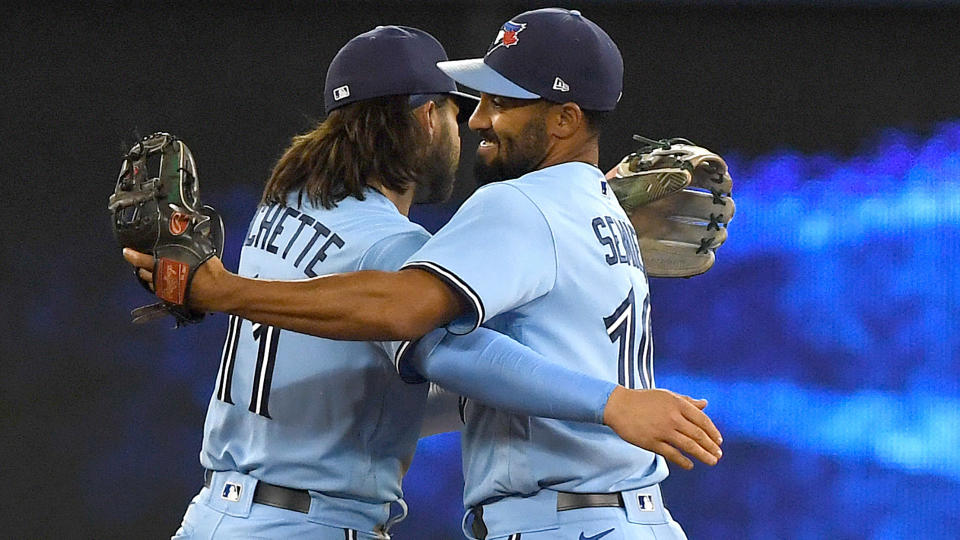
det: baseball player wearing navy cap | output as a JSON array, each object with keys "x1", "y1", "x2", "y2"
[
  {"x1": 425, "y1": 9, "x2": 701, "y2": 538},
  {"x1": 437, "y1": 8, "x2": 623, "y2": 112},
  {"x1": 169, "y1": 26, "x2": 477, "y2": 540},
  {"x1": 324, "y1": 26, "x2": 478, "y2": 123},
  {"x1": 154, "y1": 22, "x2": 720, "y2": 540}
]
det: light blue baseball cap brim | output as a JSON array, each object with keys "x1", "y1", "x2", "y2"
[{"x1": 436, "y1": 58, "x2": 540, "y2": 100}]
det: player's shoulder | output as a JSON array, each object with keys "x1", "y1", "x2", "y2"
[
  {"x1": 295, "y1": 190, "x2": 425, "y2": 235},
  {"x1": 472, "y1": 162, "x2": 603, "y2": 212},
  {"x1": 267, "y1": 190, "x2": 428, "y2": 266},
  {"x1": 490, "y1": 162, "x2": 605, "y2": 202},
  {"x1": 514, "y1": 161, "x2": 604, "y2": 185},
  {"x1": 359, "y1": 228, "x2": 431, "y2": 270},
  {"x1": 465, "y1": 180, "x2": 545, "y2": 222}
]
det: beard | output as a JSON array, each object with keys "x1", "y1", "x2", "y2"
[
  {"x1": 414, "y1": 120, "x2": 459, "y2": 204},
  {"x1": 473, "y1": 116, "x2": 549, "y2": 186}
]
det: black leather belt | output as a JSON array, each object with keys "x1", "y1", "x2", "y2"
[
  {"x1": 471, "y1": 491, "x2": 626, "y2": 539},
  {"x1": 204, "y1": 469, "x2": 311, "y2": 514},
  {"x1": 556, "y1": 491, "x2": 625, "y2": 512}
]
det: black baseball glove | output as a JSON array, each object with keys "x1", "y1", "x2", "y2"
[
  {"x1": 608, "y1": 136, "x2": 736, "y2": 278},
  {"x1": 108, "y1": 132, "x2": 224, "y2": 325}
]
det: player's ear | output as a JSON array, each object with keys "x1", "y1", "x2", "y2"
[
  {"x1": 412, "y1": 100, "x2": 438, "y2": 141},
  {"x1": 548, "y1": 102, "x2": 584, "y2": 140}
]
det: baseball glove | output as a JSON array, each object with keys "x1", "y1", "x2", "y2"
[
  {"x1": 108, "y1": 132, "x2": 224, "y2": 325},
  {"x1": 608, "y1": 135, "x2": 735, "y2": 278}
]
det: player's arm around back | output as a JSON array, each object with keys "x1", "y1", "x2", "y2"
[
  {"x1": 404, "y1": 326, "x2": 724, "y2": 470},
  {"x1": 124, "y1": 248, "x2": 466, "y2": 341}
]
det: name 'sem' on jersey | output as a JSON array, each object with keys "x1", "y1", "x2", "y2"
[
  {"x1": 201, "y1": 189, "x2": 431, "y2": 528},
  {"x1": 402, "y1": 162, "x2": 668, "y2": 509}
]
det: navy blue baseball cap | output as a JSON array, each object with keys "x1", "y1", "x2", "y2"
[
  {"x1": 324, "y1": 25, "x2": 479, "y2": 123},
  {"x1": 437, "y1": 8, "x2": 623, "y2": 112}
]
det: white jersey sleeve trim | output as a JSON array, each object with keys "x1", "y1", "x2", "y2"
[
  {"x1": 401, "y1": 260, "x2": 485, "y2": 335},
  {"x1": 393, "y1": 339, "x2": 427, "y2": 384}
]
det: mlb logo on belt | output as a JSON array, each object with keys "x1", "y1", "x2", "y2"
[
  {"x1": 221, "y1": 482, "x2": 242, "y2": 502},
  {"x1": 638, "y1": 493, "x2": 655, "y2": 512}
]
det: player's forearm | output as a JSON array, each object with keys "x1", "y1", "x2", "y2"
[
  {"x1": 201, "y1": 268, "x2": 455, "y2": 341},
  {"x1": 409, "y1": 329, "x2": 616, "y2": 424}
]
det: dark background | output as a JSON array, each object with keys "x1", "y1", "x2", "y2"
[{"x1": 3, "y1": 1, "x2": 959, "y2": 538}]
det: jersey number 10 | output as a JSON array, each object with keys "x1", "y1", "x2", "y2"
[{"x1": 603, "y1": 287, "x2": 654, "y2": 390}]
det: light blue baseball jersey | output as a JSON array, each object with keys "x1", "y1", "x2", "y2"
[
  {"x1": 200, "y1": 189, "x2": 432, "y2": 528},
  {"x1": 402, "y1": 162, "x2": 668, "y2": 509}
]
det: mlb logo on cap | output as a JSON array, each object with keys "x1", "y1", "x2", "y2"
[
  {"x1": 221, "y1": 482, "x2": 242, "y2": 502},
  {"x1": 332, "y1": 85, "x2": 350, "y2": 101}
]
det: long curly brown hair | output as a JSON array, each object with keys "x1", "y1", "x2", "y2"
[{"x1": 261, "y1": 95, "x2": 436, "y2": 209}]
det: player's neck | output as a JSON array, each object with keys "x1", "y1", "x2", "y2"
[
  {"x1": 537, "y1": 136, "x2": 600, "y2": 171},
  {"x1": 369, "y1": 180, "x2": 414, "y2": 216}
]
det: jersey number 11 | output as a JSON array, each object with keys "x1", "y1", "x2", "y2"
[{"x1": 215, "y1": 315, "x2": 281, "y2": 419}]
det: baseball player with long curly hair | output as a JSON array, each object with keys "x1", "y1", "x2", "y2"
[{"x1": 141, "y1": 21, "x2": 723, "y2": 540}]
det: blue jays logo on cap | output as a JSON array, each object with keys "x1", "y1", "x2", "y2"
[
  {"x1": 438, "y1": 8, "x2": 623, "y2": 111},
  {"x1": 490, "y1": 21, "x2": 526, "y2": 52}
]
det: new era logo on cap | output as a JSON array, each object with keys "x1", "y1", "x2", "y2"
[
  {"x1": 552, "y1": 77, "x2": 569, "y2": 92},
  {"x1": 333, "y1": 85, "x2": 351, "y2": 101}
]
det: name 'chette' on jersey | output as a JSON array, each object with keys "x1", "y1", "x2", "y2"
[
  {"x1": 202, "y1": 189, "x2": 433, "y2": 528},
  {"x1": 243, "y1": 204, "x2": 346, "y2": 277}
]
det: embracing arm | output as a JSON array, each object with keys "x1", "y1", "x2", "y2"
[
  {"x1": 403, "y1": 327, "x2": 725, "y2": 470},
  {"x1": 406, "y1": 327, "x2": 614, "y2": 424},
  {"x1": 123, "y1": 249, "x2": 465, "y2": 341}
]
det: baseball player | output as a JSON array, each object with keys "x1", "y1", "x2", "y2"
[{"x1": 148, "y1": 23, "x2": 721, "y2": 540}]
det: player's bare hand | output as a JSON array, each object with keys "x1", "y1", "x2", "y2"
[
  {"x1": 123, "y1": 248, "x2": 155, "y2": 289},
  {"x1": 604, "y1": 164, "x2": 619, "y2": 180},
  {"x1": 123, "y1": 248, "x2": 227, "y2": 311},
  {"x1": 603, "y1": 387, "x2": 723, "y2": 470}
]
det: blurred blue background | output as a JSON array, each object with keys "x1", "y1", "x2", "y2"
[
  {"x1": 2, "y1": 1, "x2": 959, "y2": 538},
  {"x1": 401, "y1": 123, "x2": 960, "y2": 539}
]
